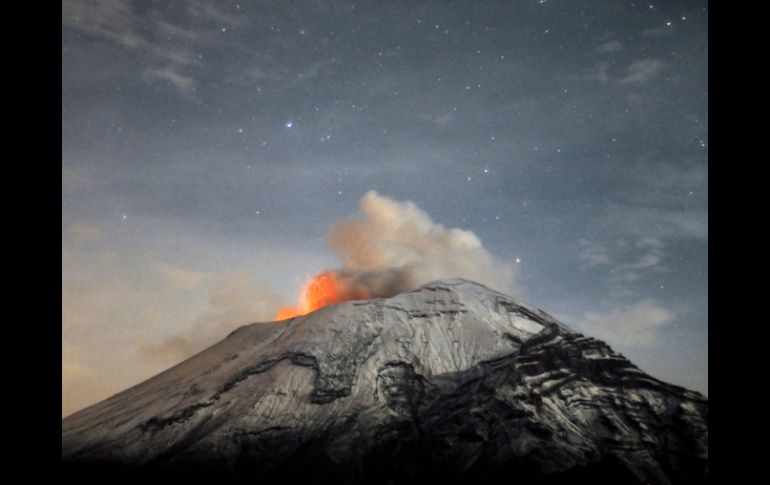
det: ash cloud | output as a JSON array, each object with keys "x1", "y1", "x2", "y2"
[{"x1": 322, "y1": 191, "x2": 517, "y2": 299}]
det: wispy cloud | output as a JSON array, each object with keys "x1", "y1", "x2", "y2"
[
  {"x1": 566, "y1": 157, "x2": 705, "y2": 363},
  {"x1": 580, "y1": 58, "x2": 666, "y2": 86},
  {"x1": 579, "y1": 236, "x2": 667, "y2": 299},
  {"x1": 187, "y1": 0, "x2": 243, "y2": 26},
  {"x1": 582, "y1": 61, "x2": 611, "y2": 84},
  {"x1": 61, "y1": 227, "x2": 284, "y2": 415},
  {"x1": 419, "y1": 112, "x2": 455, "y2": 126},
  {"x1": 66, "y1": 222, "x2": 103, "y2": 246},
  {"x1": 617, "y1": 58, "x2": 665, "y2": 84},
  {"x1": 62, "y1": 166, "x2": 92, "y2": 192},
  {"x1": 62, "y1": 0, "x2": 244, "y2": 96},
  {"x1": 605, "y1": 206, "x2": 707, "y2": 241},
  {"x1": 577, "y1": 239, "x2": 612, "y2": 269},
  {"x1": 607, "y1": 238, "x2": 666, "y2": 296},
  {"x1": 596, "y1": 40, "x2": 623, "y2": 53},
  {"x1": 139, "y1": 273, "x2": 282, "y2": 363},
  {"x1": 598, "y1": 161, "x2": 708, "y2": 242},
  {"x1": 576, "y1": 298, "x2": 674, "y2": 346},
  {"x1": 62, "y1": 342, "x2": 94, "y2": 384},
  {"x1": 151, "y1": 262, "x2": 207, "y2": 290},
  {"x1": 142, "y1": 66, "x2": 197, "y2": 95},
  {"x1": 232, "y1": 55, "x2": 339, "y2": 94},
  {"x1": 62, "y1": 0, "x2": 142, "y2": 46},
  {"x1": 643, "y1": 27, "x2": 673, "y2": 38},
  {"x1": 297, "y1": 58, "x2": 337, "y2": 82}
]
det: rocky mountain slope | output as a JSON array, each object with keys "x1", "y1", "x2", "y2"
[{"x1": 62, "y1": 279, "x2": 708, "y2": 484}]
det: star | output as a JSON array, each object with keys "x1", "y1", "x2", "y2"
[{"x1": 286, "y1": 121, "x2": 294, "y2": 128}]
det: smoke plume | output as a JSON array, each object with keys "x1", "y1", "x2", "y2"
[{"x1": 277, "y1": 191, "x2": 516, "y2": 319}]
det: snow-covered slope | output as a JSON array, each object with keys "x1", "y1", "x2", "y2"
[{"x1": 62, "y1": 279, "x2": 707, "y2": 484}]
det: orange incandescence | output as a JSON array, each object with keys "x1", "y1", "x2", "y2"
[{"x1": 275, "y1": 271, "x2": 370, "y2": 321}]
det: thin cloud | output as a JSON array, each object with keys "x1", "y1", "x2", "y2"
[
  {"x1": 577, "y1": 299, "x2": 674, "y2": 346},
  {"x1": 596, "y1": 40, "x2": 623, "y2": 53},
  {"x1": 187, "y1": 0, "x2": 244, "y2": 27},
  {"x1": 140, "y1": 274, "x2": 282, "y2": 363},
  {"x1": 142, "y1": 66, "x2": 197, "y2": 94},
  {"x1": 594, "y1": 162, "x2": 708, "y2": 242},
  {"x1": 66, "y1": 222, "x2": 103, "y2": 246},
  {"x1": 151, "y1": 262, "x2": 207, "y2": 290},
  {"x1": 590, "y1": 62, "x2": 611, "y2": 84},
  {"x1": 62, "y1": 0, "x2": 142, "y2": 47},
  {"x1": 152, "y1": 17, "x2": 201, "y2": 43},
  {"x1": 578, "y1": 239, "x2": 612, "y2": 269},
  {"x1": 62, "y1": 233, "x2": 284, "y2": 415},
  {"x1": 419, "y1": 112, "x2": 455, "y2": 126},
  {"x1": 580, "y1": 58, "x2": 665, "y2": 85},
  {"x1": 62, "y1": 0, "x2": 243, "y2": 96},
  {"x1": 579, "y1": 237, "x2": 668, "y2": 299},
  {"x1": 62, "y1": 343, "x2": 93, "y2": 384},
  {"x1": 617, "y1": 59, "x2": 665, "y2": 84},
  {"x1": 605, "y1": 206, "x2": 707, "y2": 241},
  {"x1": 62, "y1": 166, "x2": 92, "y2": 191},
  {"x1": 643, "y1": 27, "x2": 673, "y2": 38}
]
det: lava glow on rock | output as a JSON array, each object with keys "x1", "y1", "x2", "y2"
[{"x1": 275, "y1": 271, "x2": 370, "y2": 321}]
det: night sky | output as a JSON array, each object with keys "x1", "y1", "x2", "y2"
[{"x1": 62, "y1": 0, "x2": 708, "y2": 417}]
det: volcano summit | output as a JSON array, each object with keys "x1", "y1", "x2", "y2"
[{"x1": 62, "y1": 279, "x2": 708, "y2": 484}]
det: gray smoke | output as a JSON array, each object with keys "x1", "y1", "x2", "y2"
[{"x1": 323, "y1": 191, "x2": 517, "y2": 299}]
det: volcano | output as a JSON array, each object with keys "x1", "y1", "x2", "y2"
[{"x1": 62, "y1": 279, "x2": 708, "y2": 484}]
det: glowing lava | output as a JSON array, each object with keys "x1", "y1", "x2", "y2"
[{"x1": 275, "y1": 271, "x2": 370, "y2": 321}]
